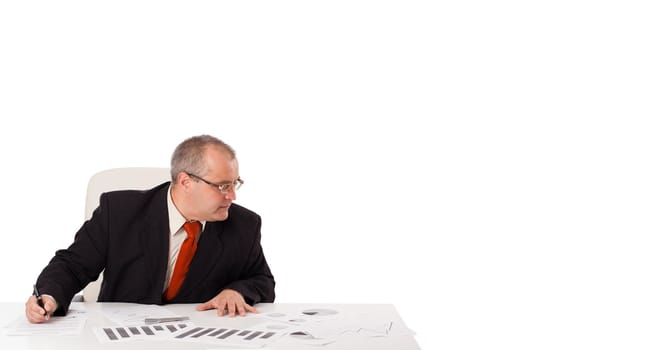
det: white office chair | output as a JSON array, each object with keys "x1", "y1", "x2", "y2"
[{"x1": 79, "y1": 167, "x2": 170, "y2": 302}]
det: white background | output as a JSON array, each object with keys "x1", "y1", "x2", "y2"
[{"x1": 1, "y1": 1, "x2": 645, "y2": 349}]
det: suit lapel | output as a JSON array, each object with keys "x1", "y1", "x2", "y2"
[{"x1": 140, "y1": 184, "x2": 171, "y2": 299}]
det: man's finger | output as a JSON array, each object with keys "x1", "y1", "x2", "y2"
[
  {"x1": 217, "y1": 300, "x2": 226, "y2": 317},
  {"x1": 196, "y1": 301, "x2": 213, "y2": 311},
  {"x1": 27, "y1": 304, "x2": 47, "y2": 323},
  {"x1": 43, "y1": 299, "x2": 56, "y2": 318},
  {"x1": 227, "y1": 301, "x2": 236, "y2": 317},
  {"x1": 245, "y1": 303, "x2": 259, "y2": 314}
]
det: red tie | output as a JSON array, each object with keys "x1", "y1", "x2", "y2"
[{"x1": 164, "y1": 221, "x2": 202, "y2": 301}]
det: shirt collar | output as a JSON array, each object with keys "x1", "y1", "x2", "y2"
[{"x1": 167, "y1": 185, "x2": 205, "y2": 236}]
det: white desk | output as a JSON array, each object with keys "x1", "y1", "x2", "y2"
[{"x1": 0, "y1": 302, "x2": 420, "y2": 349}]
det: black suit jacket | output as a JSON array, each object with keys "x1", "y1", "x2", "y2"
[{"x1": 36, "y1": 182, "x2": 275, "y2": 315}]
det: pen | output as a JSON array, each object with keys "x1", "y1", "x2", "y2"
[
  {"x1": 32, "y1": 284, "x2": 48, "y2": 319},
  {"x1": 144, "y1": 316, "x2": 190, "y2": 324}
]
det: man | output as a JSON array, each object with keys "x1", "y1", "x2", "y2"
[{"x1": 26, "y1": 135, "x2": 275, "y2": 323}]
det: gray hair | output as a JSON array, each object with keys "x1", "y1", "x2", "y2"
[{"x1": 170, "y1": 135, "x2": 236, "y2": 182}]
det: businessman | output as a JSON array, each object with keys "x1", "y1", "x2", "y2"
[{"x1": 26, "y1": 135, "x2": 275, "y2": 323}]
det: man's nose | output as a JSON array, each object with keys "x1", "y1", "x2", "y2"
[{"x1": 224, "y1": 187, "x2": 237, "y2": 201}]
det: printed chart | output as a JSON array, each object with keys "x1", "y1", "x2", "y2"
[
  {"x1": 94, "y1": 322, "x2": 190, "y2": 343},
  {"x1": 94, "y1": 321, "x2": 291, "y2": 347}
]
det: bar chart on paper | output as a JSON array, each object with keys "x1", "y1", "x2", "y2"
[
  {"x1": 93, "y1": 322, "x2": 191, "y2": 343},
  {"x1": 94, "y1": 321, "x2": 288, "y2": 347},
  {"x1": 173, "y1": 324, "x2": 283, "y2": 347}
]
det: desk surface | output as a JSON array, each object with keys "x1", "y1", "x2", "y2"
[{"x1": 0, "y1": 302, "x2": 420, "y2": 350}]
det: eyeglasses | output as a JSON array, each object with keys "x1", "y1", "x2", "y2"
[{"x1": 185, "y1": 172, "x2": 244, "y2": 193}]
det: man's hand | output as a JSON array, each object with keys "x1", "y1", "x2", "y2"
[
  {"x1": 25, "y1": 295, "x2": 57, "y2": 323},
  {"x1": 196, "y1": 289, "x2": 258, "y2": 317}
]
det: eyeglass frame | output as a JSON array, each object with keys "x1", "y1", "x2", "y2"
[{"x1": 185, "y1": 172, "x2": 244, "y2": 193}]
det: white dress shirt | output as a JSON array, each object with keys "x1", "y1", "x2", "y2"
[{"x1": 164, "y1": 186, "x2": 205, "y2": 292}]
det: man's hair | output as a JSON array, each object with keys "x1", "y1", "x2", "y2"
[{"x1": 170, "y1": 135, "x2": 236, "y2": 183}]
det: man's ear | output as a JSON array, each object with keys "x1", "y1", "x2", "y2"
[{"x1": 177, "y1": 172, "x2": 193, "y2": 189}]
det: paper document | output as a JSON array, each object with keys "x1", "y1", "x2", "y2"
[
  {"x1": 248, "y1": 306, "x2": 416, "y2": 346},
  {"x1": 93, "y1": 321, "x2": 192, "y2": 343},
  {"x1": 4, "y1": 304, "x2": 88, "y2": 336},
  {"x1": 93, "y1": 320, "x2": 289, "y2": 347},
  {"x1": 98, "y1": 303, "x2": 183, "y2": 326},
  {"x1": 169, "y1": 321, "x2": 294, "y2": 348}
]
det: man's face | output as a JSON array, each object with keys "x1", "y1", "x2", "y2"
[{"x1": 189, "y1": 147, "x2": 240, "y2": 222}]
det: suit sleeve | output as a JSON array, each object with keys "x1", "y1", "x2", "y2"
[
  {"x1": 36, "y1": 194, "x2": 111, "y2": 315},
  {"x1": 225, "y1": 216, "x2": 276, "y2": 304}
]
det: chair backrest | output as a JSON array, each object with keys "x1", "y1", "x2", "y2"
[{"x1": 81, "y1": 167, "x2": 170, "y2": 302}]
